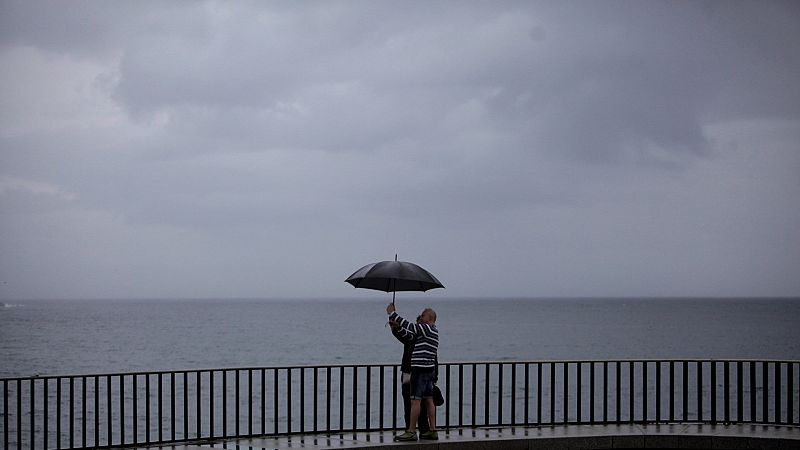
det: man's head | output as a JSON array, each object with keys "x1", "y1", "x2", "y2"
[{"x1": 419, "y1": 308, "x2": 437, "y2": 324}]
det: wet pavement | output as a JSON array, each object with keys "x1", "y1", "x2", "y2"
[{"x1": 135, "y1": 423, "x2": 800, "y2": 449}]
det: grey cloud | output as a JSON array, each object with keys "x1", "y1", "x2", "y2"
[
  {"x1": 106, "y1": 1, "x2": 797, "y2": 167},
  {"x1": 2, "y1": 1, "x2": 799, "y2": 299}
]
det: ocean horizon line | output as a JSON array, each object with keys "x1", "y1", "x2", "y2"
[{"x1": 4, "y1": 295, "x2": 798, "y2": 303}]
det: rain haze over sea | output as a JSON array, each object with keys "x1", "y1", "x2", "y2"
[{"x1": 1, "y1": 297, "x2": 798, "y2": 379}]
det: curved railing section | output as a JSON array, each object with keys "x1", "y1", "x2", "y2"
[{"x1": 1, "y1": 359, "x2": 798, "y2": 449}]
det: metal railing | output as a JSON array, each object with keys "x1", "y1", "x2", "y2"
[{"x1": 2, "y1": 359, "x2": 798, "y2": 449}]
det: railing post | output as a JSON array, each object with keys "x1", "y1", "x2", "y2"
[
  {"x1": 338, "y1": 367, "x2": 344, "y2": 431},
  {"x1": 498, "y1": 363, "x2": 504, "y2": 425},
  {"x1": 17, "y1": 380, "x2": 22, "y2": 450},
  {"x1": 390, "y1": 366, "x2": 396, "y2": 430},
  {"x1": 320, "y1": 367, "x2": 324, "y2": 433},
  {"x1": 776, "y1": 362, "x2": 782, "y2": 424},
  {"x1": 577, "y1": 362, "x2": 582, "y2": 423},
  {"x1": 550, "y1": 363, "x2": 555, "y2": 424},
  {"x1": 30, "y1": 378, "x2": 35, "y2": 450},
  {"x1": 249, "y1": 369, "x2": 253, "y2": 435},
  {"x1": 117, "y1": 376, "x2": 122, "y2": 445},
  {"x1": 655, "y1": 361, "x2": 661, "y2": 423},
  {"x1": 762, "y1": 361, "x2": 769, "y2": 423},
  {"x1": 81, "y1": 377, "x2": 87, "y2": 448},
  {"x1": 750, "y1": 362, "x2": 757, "y2": 422},
  {"x1": 590, "y1": 362, "x2": 595, "y2": 424},
  {"x1": 158, "y1": 372, "x2": 163, "y2": 442},
  {"x1": 563, "y1": 362, "x2": 568, "y2": 424},
  {"x1": 711, "y1": 361, "x2": 717, "y2": 424},
  {"x1": 171, "y1": 372, "x2": 176, "y2": 441},
  {"x1": 460, "y1": 364, "x2": 465, "y2": 427},
  {"x1": 3, "y1": 380, "x2": 8, "y2": 450},
  {"x1": 537, "y1": 363, "x2": 542, "y2": 425},
  {"x1": 106, "y1": 375, "x2": 112, "y2": 446},
  {"x1": 220, "y1": 370, "x2": 223, "y2": 437},
  {"x1": 364, "y1": 366, "x2": 369, "y2": 431},
  {"x1": 669, "y1": 361, "x2": 675, "y2": 421},
  {"x1": 788, "y1": 362, "x2": 795, "y2": 425},
  {"x1": 196, "y1": 371, "x2": 201, "y2": 439},
  {"x1": 725, "y1": 361, "x2": 731, "y2": 423},
  {"x1": 472, "y1": 364, "x2": 477, "y2": 426},
  {"x1": 275, "y1": 368, "x2": 280, "y2": 434},
  {"x1": 697, "y1": 362, "x2": 703, "y2": 422},
  {"x1": 351, "y1": 366, "x2": 356, "y2": 431},
  {"x1": 524, "y1": 363, "x2": 529, "y2": 425},
  {"x1": 132, "y1": 375, "x2": 137, "y2": 445},
  {"x1": 615, "y1": 361, "x2": 621, "y2": 423},
  {"x1": 44, "y1": 378, "x2": 49, "y2": 450},
  {"x1": 236, "y1": 369, "x2": 241, "y2": 437},
  {"x1": 510, "y1": 363, "x2": 516, "y2": 425},
  {"x1": 485, "y1": 363, "x2": 491, "y2": 426},
  {"x1": 445, "y1": 363, "x2": 451, "y2": 429},
  {"x1": 628, "y1": 361, "x2": 634, "y2": 423},
  {"x1": 183, "y1": 372, "x2": 188, "y2": 440},
  {"x1": 70, "y1": 377, "x2": 74, "y2": 448},
  {"x1": 145, "y1": 375, "x2": 151, "y2": 443},
  {"x1": 213, "y1": 370, "x2": 219, "y2": 436},
  {"x1": 51, "y1": 378, "x2": 59, "y2": 448},
  {"x1": 737, "y1": 362, "x2": 744, "y2": 423},
  {"x1": 262, "y1": 369, "x2": 267, "y2": 435},
  {"x1": 642, "y1": 361, "x2": 648, "y2": 423},
  {"x1": 288, "y1": 368, "x2": 293, "y2": 433},
  {"x1": 603, "y1": 361, "x2": 608, "y2": 424},
  {"x1": 94, "y1": 376, "x2": 100, "y2": 448}
]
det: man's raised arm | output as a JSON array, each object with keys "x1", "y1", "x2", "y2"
[{"x1": 387, "y1": 303, "x2": 422, "y2": 336}]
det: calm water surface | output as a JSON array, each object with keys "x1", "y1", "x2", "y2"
[{"x1": 1, "y1": 298, "x2": 798, "y2": 378}]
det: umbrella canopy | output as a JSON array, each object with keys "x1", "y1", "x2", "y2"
[{"x1": 345, "y1": 257, "x2": 444, "y2": 303}]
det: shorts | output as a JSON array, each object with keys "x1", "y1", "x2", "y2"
[{"x1": 409, "y1": 369, "x2": 435, "y2": 400}]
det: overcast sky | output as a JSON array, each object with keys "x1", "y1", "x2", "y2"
[{"x1": 1, "y1": 1, "x2": 798, "y2": 300}]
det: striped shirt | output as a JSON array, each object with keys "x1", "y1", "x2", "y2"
[{"x1": 389, "y1": 311, "x2": 438, "y2": 370}]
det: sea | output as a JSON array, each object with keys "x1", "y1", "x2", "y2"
[
  {"x1": 2, "y1": 297, "x2": 799, "y2": 378},
  {"x1": 1, "y1": 297, "x2": 799, "y2": 449}
]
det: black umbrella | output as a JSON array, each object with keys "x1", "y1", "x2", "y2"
[{"x1": 345, "y1": 255, "x2": 444, "y2": 304}]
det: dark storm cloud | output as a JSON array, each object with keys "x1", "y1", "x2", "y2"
[
  {"x1": 0, "y1": 1, "x2": 207, "y2": 59},
  {"x1": 106, "y1": 1, "x2": 798, "y2": 171},
  {"x1": 6, "y1": 1, "x2": 796, "y2": 164}
]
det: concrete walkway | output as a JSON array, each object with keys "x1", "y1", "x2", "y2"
[{"x1": 138, "y1": 423, "x2": 800, "y2": 449}]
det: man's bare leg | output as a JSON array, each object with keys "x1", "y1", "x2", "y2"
[
  {"x1": 408, "y1": 399, "x2": 421, "y2": 432},
  {"x1": 425, "y1": 399, "x2": 436, "y2": 430}
]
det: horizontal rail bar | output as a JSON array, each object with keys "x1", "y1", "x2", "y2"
[{"x1": 4, "y1": 359, "x2": 798, "y2": 381}]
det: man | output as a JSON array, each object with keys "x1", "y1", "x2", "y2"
[
  {"x1": 386, "y1": 303, "x2": 439, "y2": 441},
  {"x1": 389, "y1": 316, "x2": 431, "y2": 436}
]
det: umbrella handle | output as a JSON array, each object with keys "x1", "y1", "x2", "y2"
[{"x1": 391, "y1": 276, "x2": 396, "y2": 305}]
